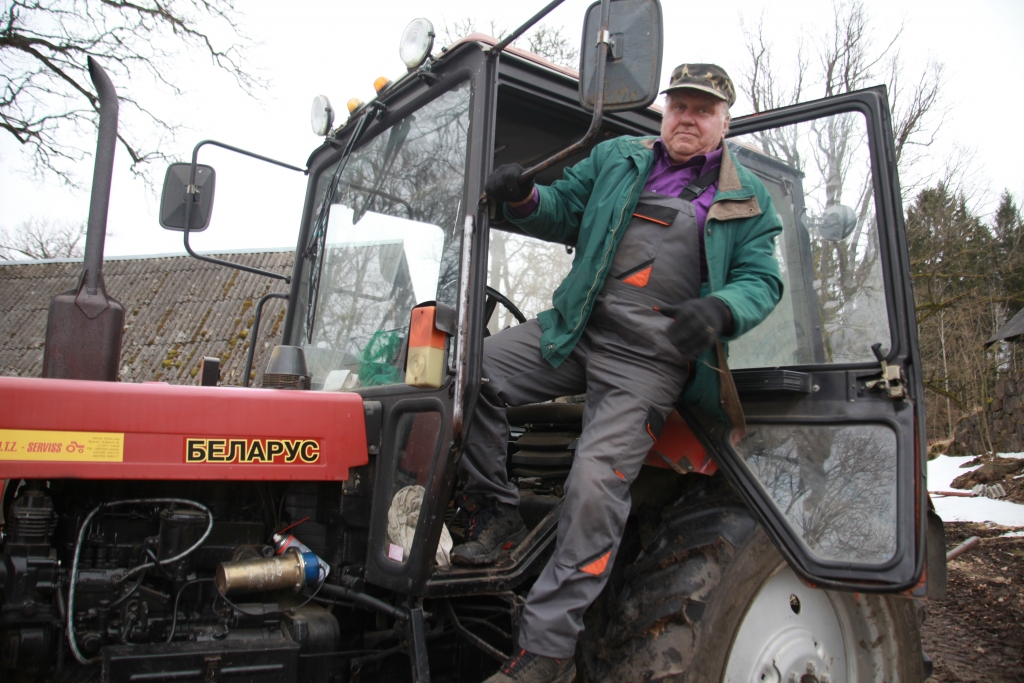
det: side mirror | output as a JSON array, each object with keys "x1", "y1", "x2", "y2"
[
  {"x1": 811, "y1": 205, "x2": 858, "y2": 241},
  {"x1": 159, "y1": 163, "x2": 216, "y2": 231},
  {"x1": 579, "y1": 0, "x2": 663, "y2": 113}
]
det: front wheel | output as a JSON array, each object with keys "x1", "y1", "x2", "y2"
[{"x1": 583, "y1": 496, "x2": 925, "y2": 682}]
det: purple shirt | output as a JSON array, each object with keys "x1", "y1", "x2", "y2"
[
  {"x1": 645, "y1": 140, "x2": 722, "y2": 231},
  {"x1": 508, "y1": 138, "x2": 723, "y2": 281}
]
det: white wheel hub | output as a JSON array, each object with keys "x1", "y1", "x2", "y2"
[{"x1": 723, "y1": 566, "x2": 846, "y2": 683}]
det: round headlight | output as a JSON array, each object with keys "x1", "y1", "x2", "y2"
[
  {"x1": 310, "y1": 95, "x2": 334, "y2": 137},
  {"x1": 399, "y1": 18, "x2": 435, "y2": 70}
]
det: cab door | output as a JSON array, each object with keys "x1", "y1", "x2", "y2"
[{"x1": 699, "y1": 86, "x2": 926, "y2": 591}]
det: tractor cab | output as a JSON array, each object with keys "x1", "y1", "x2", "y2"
[{"x1": 256, "y1": 19, "x2": 930, "y2": 599}]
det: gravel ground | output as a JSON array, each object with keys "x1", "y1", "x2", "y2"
[{"x1": 921, "y1": 522, "x2": 1024, "y2": 682}]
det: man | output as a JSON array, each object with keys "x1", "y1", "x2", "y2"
[{"x1": 456, "y1": 64, "x2": 783, "y2": 683}]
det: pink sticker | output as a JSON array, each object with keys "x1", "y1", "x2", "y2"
[{"x1": 388, "y1": 543, "x2": 404, "y2": 562}]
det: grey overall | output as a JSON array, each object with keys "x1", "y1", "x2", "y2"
[{"x1": 460, "y1": 181, "x2": 712, "y2": 658}]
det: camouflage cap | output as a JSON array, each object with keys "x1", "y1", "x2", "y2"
[{"x1": 661, "y1": 63, "x2": 736, "y2": 108}]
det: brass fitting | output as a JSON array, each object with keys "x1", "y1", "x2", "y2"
[{"x1": 215, "y1": 548, "x2": 307, "y2": 595}]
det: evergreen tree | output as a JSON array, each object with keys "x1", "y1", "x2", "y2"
[
  {"x1": 906, "y1": 183, "x2": 996, "y2": 439},
  {"x1": 993, "y1": 191, "x2": 1024, "y2": 317}
]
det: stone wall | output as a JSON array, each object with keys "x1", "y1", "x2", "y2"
[{"x1": 950, "y1": 373, "x2": 1024, "y2": 455}]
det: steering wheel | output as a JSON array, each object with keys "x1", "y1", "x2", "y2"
[{"x1": 484, "y1": 286, "x2": 527, "y2": 328}]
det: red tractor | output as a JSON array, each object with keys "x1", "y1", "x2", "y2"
[{"x1": 0, "y1": 1, "x2": 943, "y2": 681}]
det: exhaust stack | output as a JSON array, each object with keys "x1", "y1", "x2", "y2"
[{"x1": 41, "y1": 57, "x2": 125, "y2": 381}]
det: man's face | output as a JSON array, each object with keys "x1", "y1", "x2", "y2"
[{"x1": 660, "y1": 91, "x2": 729, "y2": 163}]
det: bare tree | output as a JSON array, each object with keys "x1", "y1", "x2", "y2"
[
  {"x1": 526, "y1": 24, "x2": 578, "y2": 69},
  {"x1": 438, "y1": 18, "x2": 578, "y2": 69},
  {"x1": 0, "y1": 217, "x2": 87, "y2": 259},
  {"x1": 740, "y1": 1, "x2": 945, "y2": 190},
  {"x1": 1, "y1": 0, "x2": 262, "y2": 186}
]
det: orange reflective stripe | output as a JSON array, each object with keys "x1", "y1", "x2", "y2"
[
  {"x1": 622, "y1": 266, "x2": 652, "y2": 287},
  {"x1": 580, "y1": 551, "x2": 610, "y2": 576},
  {"x1": 614, "y1": 469, "x2": 626, "y2": 481},
  {"x1": 632, "y1": 212, "x2": 671, "y2": 226}
]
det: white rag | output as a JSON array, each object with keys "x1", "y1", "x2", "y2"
[{"x1": 387, "y1": 484, "x2": 453, "y2": 569}]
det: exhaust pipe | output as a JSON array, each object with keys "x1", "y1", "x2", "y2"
[{"x1": 41, "y1": 57, "x2": 125, "y2": 381}]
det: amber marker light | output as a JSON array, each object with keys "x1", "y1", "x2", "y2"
[
  {"x1": 405, "y1": 306, "x2": 447, "y2": 389},
  {"x1": 374, "y1": 77, "x2": 393, "y2": 93}
]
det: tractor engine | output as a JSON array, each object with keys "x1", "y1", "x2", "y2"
[{"x1": 0, "y1": 475, "x2": 372, "y2": 682}]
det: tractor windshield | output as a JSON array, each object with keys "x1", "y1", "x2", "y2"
[{"x1": 300, "y1": 83, "x2": 471, "y2": 390}]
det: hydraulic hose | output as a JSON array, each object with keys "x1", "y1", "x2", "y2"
[{"x1": 66, "y1": 498, "x2": 213, "y2": 665}]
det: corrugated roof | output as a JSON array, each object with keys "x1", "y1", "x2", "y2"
[
  {"x1": 0, "y1": 252, "x2": 294, "y2": 386},
  {"x1": 987, "y1": 307, "x2": 1024, "y2": 347}
]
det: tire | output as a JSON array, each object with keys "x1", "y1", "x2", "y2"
[{"x1": 581, "y1": 492, "x2": 925, "y2": 682}]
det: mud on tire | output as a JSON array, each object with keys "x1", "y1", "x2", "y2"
[{"x1": 580, "y1": 485, "x2": 926, "y2": 682}]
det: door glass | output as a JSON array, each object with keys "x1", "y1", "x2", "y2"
[
  {"x1": 383, "y1": 411, "x2": 445, "y2": 566},
  {"x1": 487, "y1": 230, "x2": 574, "y2": 333},
  {"x1": 726, "y1": 110, "x2": 890, "y2": 368},
  {"x1": 302, "y1": 84, "x2": 471, "y2": 389},
  {"x1": 732, "y1": 423, "x2": 897, "y2": 564}
]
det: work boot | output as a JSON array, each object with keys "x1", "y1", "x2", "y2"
[
  {"x1": 451, "y1": 501, "x2": 526, "y2": 566},
  {"x1": 483, "y1": 648, "x2": 576, "y2": 683}
]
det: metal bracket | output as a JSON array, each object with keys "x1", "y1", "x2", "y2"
[
  {"x1": 596, "y1": 29, "x2": 622, "y2": 59},
  {"x1": 863, "y1": 342, "x2": 905, "y2": 399},
  {"x1": 865, "y1": 361, "x2": 905, "y2": 399}
]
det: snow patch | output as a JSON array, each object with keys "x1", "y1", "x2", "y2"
[
  {"x1": 928, "y1": 455, "x2": 1024, "y2": 527},
  {"x1": 1001, "y1": 530, "x2": 1024, "y2": 538},
  {"x1": 947, "y1": 451, "x2": 1024, "y2": 460}
]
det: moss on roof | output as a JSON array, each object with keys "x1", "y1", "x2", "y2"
[{"x1": 0, "y1": 252, "x2": 293, "y2": 386}]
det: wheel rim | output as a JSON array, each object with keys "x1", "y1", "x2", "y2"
[{"x1": 722, "y1": 563, "x2": 908, "y2": 683}]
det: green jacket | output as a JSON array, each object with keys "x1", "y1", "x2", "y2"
[{"x1": 504, "y1": 135, "x2": 784, "y2": 424}]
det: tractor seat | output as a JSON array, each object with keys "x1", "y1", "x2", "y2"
[
  {"x1": 506, "y1": 403, "x2": 582, "y2": 473},
  {"x1": 505, "y1": 402, "x2": 584, "y2": 427}
]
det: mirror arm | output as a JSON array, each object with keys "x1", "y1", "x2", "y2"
[
  {"x1": 182, "y1": 228, "x2": 290, "y2": 283},
  {"x1": 480, "y1": 0, "x2": 611, "y2": 204},
  {"x1": 489, "y1": 0, "x2": 569, "y2": 56},
  {"x1": 182, "y1": 140, "x2": 307, "y2": 283},
  {"x1": 187, "y1": 139, "x2": 307, "y2": 175},
  {"x1": 517, "y1": 0, "x2": 611, "y2": 184}
]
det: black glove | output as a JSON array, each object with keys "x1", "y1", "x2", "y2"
[
  {"x1": 485, "y1": 163, "x2": 535, "y2": 204},
  {"x1": 661, "y1": 297, "x2": 733, "y2": 360}
]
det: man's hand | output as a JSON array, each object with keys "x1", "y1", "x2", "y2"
[
  {"x1": 485, "y1": 163, "x2": 535, "y2": 204},
  {"x1": 661, "y1": 297, "x2": 733, "y2": 360}
]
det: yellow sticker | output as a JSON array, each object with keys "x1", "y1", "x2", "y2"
[{"x1": 0, "y1": 429, "x2": 124, "y2": 462}]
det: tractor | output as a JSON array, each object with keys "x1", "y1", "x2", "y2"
[{"x1": 0, "y1": 0, "x2": 944, "y2": 681}]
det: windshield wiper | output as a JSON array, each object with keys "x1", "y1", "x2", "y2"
[
  {"x1": 353, "y1": 116, "x2": 413, "y2": 225},
  {"x1": 304, "y1": 103, "x2": 385, "y2": 343}
]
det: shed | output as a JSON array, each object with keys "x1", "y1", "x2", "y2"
[{"x1": 986, "y1": 307, "x2": 1024, "y2": 347}]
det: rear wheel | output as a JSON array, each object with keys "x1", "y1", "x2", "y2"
[{"x1": 582, "y1": 492, "x2": 925, "y2": 682}]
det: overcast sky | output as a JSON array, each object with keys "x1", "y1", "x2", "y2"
[{"x1": 1, "y1": 0, "x2": 1022, "y2": 259}]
